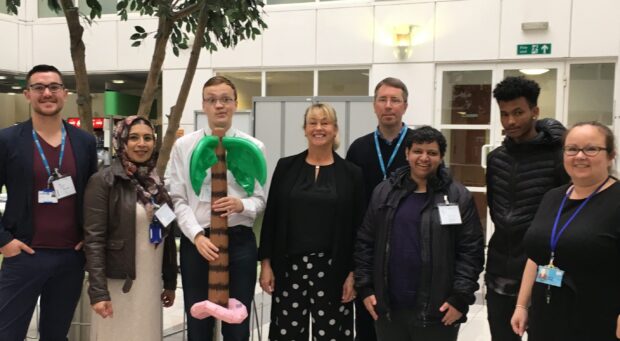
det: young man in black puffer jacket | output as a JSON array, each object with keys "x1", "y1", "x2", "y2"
[{"x1": 485, "y1": 76, "x2": 569, "y2": 341}]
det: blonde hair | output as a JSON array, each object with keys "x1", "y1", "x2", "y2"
[{"x1": 303, "y1": 103, "x2": 340, "y2": 150}]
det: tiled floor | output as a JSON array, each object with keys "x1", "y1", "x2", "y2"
[{"x1": 27, "y1": 275, "x2": 526, "y2": 341}]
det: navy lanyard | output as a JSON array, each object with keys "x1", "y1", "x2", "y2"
[
  {"x1": 32, "y1": 124, "x2": 66, "y2": 179},
  {"x1": 549, "y1": 177, "x2": 609, "y2": 263},
  {"x1": 374, "y1": 125, "x2": 407, "y2": 180}
]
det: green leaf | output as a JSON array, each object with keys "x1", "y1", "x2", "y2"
[
  {"x1": 172, "y1": 46, "x2": 179, "y2": 57},
  {"x1": 135, "y1": 25, "x2": 145, "y2": 33},
  {"x1": 130, "y1": 33, "x2": 141, "y2": 40},
  {"x1": 131, "y1": 41, "x2": 141, "y2": 47}
]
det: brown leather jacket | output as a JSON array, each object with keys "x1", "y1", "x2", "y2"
[{"x1": 83, "y1": 159, "x2": 177, "y2": 304}]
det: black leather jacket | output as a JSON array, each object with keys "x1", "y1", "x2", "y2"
[
  {"x1": 83, "y1": 159, "x2": 177, "y2": 304},
  {"x1": 354, "y1": 166, "x2": 484, "y2": 326},
  {"x1": 485, "y1": 119, "x2": 568, "y2": 290}
]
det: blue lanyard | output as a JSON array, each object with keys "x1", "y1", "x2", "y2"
[
  {"x1": 374, "y1": 125, "x2": 407, "y2": 179},
  {"x1": 32, "y1": 124, "x2": 66, "y2": 179},
  {"x1": 549, "y1": 177, "x2": 609, "y2": 262}
]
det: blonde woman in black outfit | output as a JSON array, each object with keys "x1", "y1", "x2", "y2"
[
  {"x1": 512, "y1": 122, "x2": 620, "y2": 340},
  {"x1": 259, "y1": 103, "x2": 365, "y2": 340}
]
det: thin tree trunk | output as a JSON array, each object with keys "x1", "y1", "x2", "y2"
[
  {"x1": 156, "y1": 3, "x2": 209, "y2": 176},
  {"x1": 136, "y1": 12, "x2": 174, "y2": 119},
  {"x1": 60, "y1": 0, "x2": 94, "y2": 134}
]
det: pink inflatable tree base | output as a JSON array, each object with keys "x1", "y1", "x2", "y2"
[{"x1": 190, "y1": 298, "x2": 248, "y2": 324}]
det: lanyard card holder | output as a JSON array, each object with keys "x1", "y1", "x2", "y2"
[{"x1": 438, "y1": 195, "x2": 462, "y2": 225}]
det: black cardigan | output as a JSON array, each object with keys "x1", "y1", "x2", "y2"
[{"x1": 258, "y1": 150, "x2": 365, "y2": 300}]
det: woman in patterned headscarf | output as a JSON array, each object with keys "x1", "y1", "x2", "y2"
[{"x1": 84, "y1": 116, "x2": 178, "y2": 340}]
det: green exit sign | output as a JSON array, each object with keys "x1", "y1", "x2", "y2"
[{"x1": 517, "y1": 43, "x2": 552, "y2": 55}]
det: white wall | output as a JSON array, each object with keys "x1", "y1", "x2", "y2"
[{"x1": 0, "y1": 0, "x2": 619, "y2": 134}]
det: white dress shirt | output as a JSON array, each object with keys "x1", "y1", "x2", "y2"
[{"x1": 165, "y1": 127, "x2": 266, "y2": 242}]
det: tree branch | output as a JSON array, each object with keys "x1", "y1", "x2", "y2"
[{"x1": 171, "y1": 2, "x2": 201, "y2": 21}]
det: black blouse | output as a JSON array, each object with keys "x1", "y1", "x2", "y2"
[{"x1": 286, "y1": 162, "x2": 337, "y2": 255}]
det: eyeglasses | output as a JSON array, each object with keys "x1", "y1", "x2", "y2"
[
  {"x1": 563, "y1": 145, "x2": 609, "y2": 157},
  {"x1": 28, "y1": 83, "x2": 65, "y2": 94},
  {"x1": 203, "y1": 97, "x2": 235, "y2": 106},
  {"x1": 376, "y1": 97, "x2": 404, "y2": 105}
]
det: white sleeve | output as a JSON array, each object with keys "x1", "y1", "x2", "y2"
[{"x1": 165, "y1": 142, "x2": 204, "y2": 242}]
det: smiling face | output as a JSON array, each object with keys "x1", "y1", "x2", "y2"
[
  {"x1": 24, "y1": 71, "x2": 67, "y2": 118},
  {"x1": 563, "y1": 125, "x2": 615, "y2": 187},
  {"x1": 406, "y1": 141, "x2": 443, "y2": 184},
  {"x1": 304, "y1": 108, "x2": 338, "y2": 150},
  {"x1": 498, "y1": 96, "x2": 538, "y2": 142},
  {"x1": 125, "y1": 122, "x2": 155, "y2": 164},
  {"x1": 203, "y1": 83, "x2": 237, "y2": 131},
  {"x1": 373, "y1": 85, "x2": 408, "y2": 129}
]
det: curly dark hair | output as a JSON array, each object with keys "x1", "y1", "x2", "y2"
[
  {"x1": 492, "y1": 76, "x2": 540, "y2": 108},
  {"x1": 405, "y1": 126, "x2": 447, "y2": 157}
]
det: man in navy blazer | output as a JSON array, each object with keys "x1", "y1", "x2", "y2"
[{"x1": 0, "y1": 65, "x2": 97, "y2": 340}]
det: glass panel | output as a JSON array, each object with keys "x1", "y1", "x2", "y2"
[
  {"x1": 216, "y1": 72, "x2": 262, "y2": 111},
  {"x1": 441, "y1": 70, "x2": 492, "y2": 125},
  {"x1": 0, "y1": 2, "x2": 8, "y2": 14},
  {"x1": 318, "y1": 70, "x2": 369, "y2": 96},
  {"x1": 267, "y1": 0, "x2": 312, "y2": 4},
  {"x1": 38, "y1": 0, "x2": 68, "y2": 18},
  {"x1": 266, "y1": 71, "x2": 313, "y2": 96},
  {"x1": 471, "y1": 192, "x2": 488, "y2": 241},
  {"x1": 504, "y1": 69, "x2": 557, "y2": 120},
  {"x1": 441, "y1": 129, "x2": 489, "y2": 187},
  {"x1": 79, "y1": 0, "x2": 117, "y2": 15},
  {"x1": 567, "y1": 63, "x2": 615, "y2": 126}
]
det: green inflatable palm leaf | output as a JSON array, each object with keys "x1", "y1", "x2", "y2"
[
  {"x1": 189, "y1": 135, "x2": 219, "y2": 195},
  {"x1": 222, "y1": 136, "x2": 267, "y2": 196}
]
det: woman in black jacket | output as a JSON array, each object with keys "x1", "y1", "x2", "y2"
[
  {"x1": 355, "y1": 126, "x2": 484, "y2": 341},
  {"x1": 258, "y1": 103, "x2": 365, "y2": 341}
]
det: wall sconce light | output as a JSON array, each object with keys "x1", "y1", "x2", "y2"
[{"x1": 393, "y1": 25, "x2": 418, "y2": 60}]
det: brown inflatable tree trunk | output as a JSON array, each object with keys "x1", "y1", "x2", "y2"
[{"x1": 208, "y1": 129, "x2": 229, "y2": 307}]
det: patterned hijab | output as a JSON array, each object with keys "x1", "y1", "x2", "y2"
[{"x1": 112, "y1": 116, "x2": 173, "y2": 219}]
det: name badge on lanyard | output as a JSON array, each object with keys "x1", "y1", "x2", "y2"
[
  {"x1": 539, "y1": 177, "x2": 609, "y2": 302},
  {"x1": 33, "y1": 125, "x2": 75, "y2": 202},
  {"x1": 438, "y1": 195, "x2": 462, "y2": 225}
]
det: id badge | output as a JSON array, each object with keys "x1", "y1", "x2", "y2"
[
  {"x1": 438, "y1": 204, "x2": 462, "y2": 225},
  {"x1": 149, "y1": 218, "x2": 163, "y2": 244},
  {"x1": 38, "y1": 189, "x2": 58, "y2": 204},
  {"x1": 52, "y1": 176, "x2": 76, "y2": 199},
  {"x1": 154, "y1": 203, "x2": 176, "y2": 227},
  {"x1": 536, "y1": 265, "x2": 564, "y2": 287}
]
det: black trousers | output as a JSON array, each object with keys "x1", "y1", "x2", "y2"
[
  {"x1": 0, "y1": 249, "x2": 85, "y2": 341},
  {"x1": 180, "y1": 226, "x2": 258, "y2": 341},
  {"x1": 355, "y1": 298, "x2": 377, "y2": 341},
  {"x1": 375, "y1": 309, "x2": 459, "y2": 341},
  {"x1": 269, "y1": 252, "x2": 354, "y2": 341},
  {"x1": 486, "y1": 290, "x2": 523, "y2": 341}
]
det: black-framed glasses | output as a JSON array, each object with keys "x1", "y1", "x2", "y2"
[
  {"x1": 563, "y1": 145, "x2": 608, "y2": 156},
  {"x1": 28, "y1": 83, "x2": 65, "y2": 94}
]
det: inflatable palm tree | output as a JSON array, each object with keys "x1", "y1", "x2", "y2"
[{"x1": 188, "y1": 129, "x2": 266, "y2": 323}]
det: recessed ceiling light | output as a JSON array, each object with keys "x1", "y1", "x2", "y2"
[
  {"x1": 11, "y1": 85, "x2": 21, "y2": 90},
  {"x1": 0, "y1": 76, "x2": 7, "y2": 80},
  {"x1": 519, "y1": 68, "x2": 550, "y2": 75},
  {"x1": 7, "y1": 92, "x2": 16, "y2": 95},
  {"x1": 67, "y1": 91, "x2": 74, "y2": 95},
  {"x1": 112, "y1": 79, "x2": 125, "y2": 84}
]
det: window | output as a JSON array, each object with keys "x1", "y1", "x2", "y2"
[
  {"x1": 266, "y1": 71, "x2": 313, "y2": 96},
  {"x1": 567, "y1": 63, "x2": 615, "y2": 126},
  {"x1": 318, "y1": 70, "x2": 369, "y2": 96}
]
